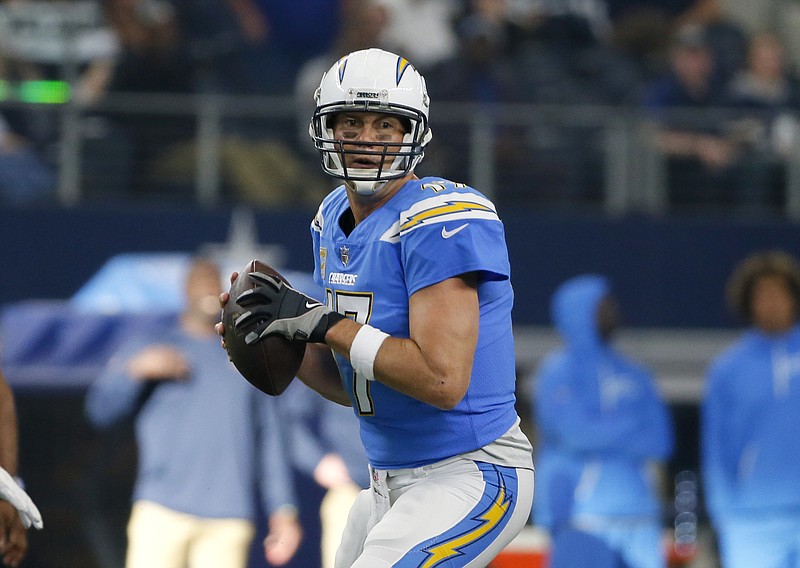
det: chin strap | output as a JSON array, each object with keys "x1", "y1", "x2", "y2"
[{"x1": 346, "y1": 179, "x2": 388, "y2": 195}]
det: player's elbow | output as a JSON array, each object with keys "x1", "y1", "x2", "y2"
[
  {"x1": 427, "y1": 375, "x2": 469, "y2": 410},
  {"x1": 431, "y1": 395, "x2": 462, "y2": 411}
]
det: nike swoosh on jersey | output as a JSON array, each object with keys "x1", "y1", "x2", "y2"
[
  {"x1": 441, "y1": 223, "x2": 469, "y2": 239},
  {"x1": 305, "y1": 301, "x2": 322, "y2": 309}
]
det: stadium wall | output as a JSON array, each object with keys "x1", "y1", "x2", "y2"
[{"x1": 3, "y1": 206, "x2": 798, "y2": 328}]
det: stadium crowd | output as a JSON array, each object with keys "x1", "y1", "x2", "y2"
[{"x1": 0, "y1": 0, "x2": 799, "y2": 213}]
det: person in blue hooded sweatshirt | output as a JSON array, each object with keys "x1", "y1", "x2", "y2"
[
  {"x1": 702, "y1": 250, "x2": 800, "y2": 568},
  {"x1": 531, "y1": 274, "x2": 674, "y2": 568}
]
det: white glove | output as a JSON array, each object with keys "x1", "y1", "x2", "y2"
[{"x1": 0, "y1": 466, "x2": 43, "y2": 529}]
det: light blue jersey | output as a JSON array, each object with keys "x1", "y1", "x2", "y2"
[{"x1": 311, "y1": 177, "x2": 519, "y2": 469}]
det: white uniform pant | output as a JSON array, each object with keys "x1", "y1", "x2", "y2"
[{"x1": 335, "y1": 458, "x2": 535, "y2": 568}]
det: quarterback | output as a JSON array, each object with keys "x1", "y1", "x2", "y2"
[{"x1": 221, "y1": 48, "x2": 534, "y2": 567}]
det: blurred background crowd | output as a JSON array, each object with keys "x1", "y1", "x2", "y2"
[{"x1": 2, "y1": 0, "x2": 800, "y2": 215}]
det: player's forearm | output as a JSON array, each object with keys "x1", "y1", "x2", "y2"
[
  {"x1": 377, "y1": 335, "x2": 472, "y2": 409},
  {"x1": 324, "y1": 318, "x2": 471, "y2": 410},
  {"x1": 298, "y1": 344, "x2": 350, "y2": 406}
]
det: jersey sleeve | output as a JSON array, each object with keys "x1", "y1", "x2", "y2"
[{"x1": 398, "y1": 190, "x2": 511, "y2": 296}]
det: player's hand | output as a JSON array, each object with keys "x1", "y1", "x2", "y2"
[
  {"x1": 0, "y1": 468, "x2": 42, "y2": 530},
  {"x1": 234, "y1": 272, "x2": 344, "y2": 344},
  {"x1": 215, "y1": 272, "x2": 238, "y2": 349},
  {"x1": 313, "y1": 453, "x2": 353, "y2": 489},
  {"x1": 126, "y1": 346, "x2": 190, "y2": 382},
  {"x1": 0, "y1": 501, "x2": 27, "y2": 568}
]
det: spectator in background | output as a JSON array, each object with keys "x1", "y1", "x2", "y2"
[
  {"x1": 718, "y1": 0, "x2": 800, "y2": 75},
  {"x1": 84, "y1": 257, "x2": 301, "y2": 568},
  {"x1": 294, "y1": 0, "x2": 389, "y2": 157},
  {"x1": 607, "y1": 0, "x2": 746, "y2": 81},
  {"x1": 172, "y1": 0, "x2": 340, "y2": 97},
  {"x1": 217, "y1": 0, "x2": 340, "y2": 96},
  {"x1": 0, "y1": 112, "x2": 56, "y2": 205},
  {"x1": 702, "y1": 250, "x2": 800, "y2": 568},
  {"x1": 156, "y1": 0, "x2": 333, "y2": 206},
  {"x1": 0, "y1": 0, "x2": 120, "y2": 163},
  {"x1": 371, "y1": 0, "x2": 460, "y2": 73},
  {"x1": 484, "y1": 0, "x2": 642, "y2": 206},
  {"x1": 427, "y1": 3, "x2": 534, "y2": 194},
  {"x1": 721, "y1": 31, "x2": 800, "y2": 212},
  {"x1": 282, "y1": 381, "x2": 369, "y2": 568},
  {"x1": 80, "y1": 0, "x2": 196, "y2": 199},
  {"x1": 531, "y1": 274, "x2": 674, "y2": 568},
  {"x1": 642, "y1": 23, "x2": 764, "y2": 211}
]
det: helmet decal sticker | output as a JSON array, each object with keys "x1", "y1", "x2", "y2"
[{"x1": 396, "y1": 57, "x2": 410, "y2": 86}]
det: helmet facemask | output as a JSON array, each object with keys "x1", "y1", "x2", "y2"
[{"x1": 309, "y1": 49, "x2": 433, "y2": 195}]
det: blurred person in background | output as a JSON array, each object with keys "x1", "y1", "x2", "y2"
[
  {"x1": 84, "y1": 257, "x2": 301, "y2": 568},
  {"x1": 642, "y1": 23, "x2": 763, "y2": 212},
  {"x1": 282, "y1": 381, "x2": 369, "y2": 568},
  {"x1": 157, "y1": 0, "x2": 332, "y2": 206},
  {"x1": 211, "y1": 0, "x2": 340, "y2": 96},
  {"x1": 0, "y1": 112, "x2": 56, "y2": 206},
  {"x1": 424, "y1": 0, "x2": 527, "y2": 186},
  {"x1": 702, "y1": 250, "x2": 800, "y2": 568},
  {"x1": 531, "y1": 274, "x2": 674, "y2": 568},
  {"x1": 720, "y1": 31, "x2": 800, "y2": 213},
  {"x1": 606, "y1": 0, "x2": 747, "y2": 81},
  {"x1": 718, "y1": 0, "x2": 800, "y2": 74},
  {"x1": 0, "y1": 0, "x2": 120, "y2": 176},
  {"x1": 371, "y1": 0, "x2": 460, "y2": 73},
  {"x1": 82, "y1": 0, "x2": 196, "y2": 199},
  {"x1": 0, "y1": 365, "x2": 41, "y2": 568},
  {"x1": 294, "y1": 0, "x2": 389, "y2": 156}
]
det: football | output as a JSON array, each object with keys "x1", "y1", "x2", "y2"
[{"x1": 221, "y1": 259, "x2": 305, "y2": 395}]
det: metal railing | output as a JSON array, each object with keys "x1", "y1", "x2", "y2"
[{"x1": 4, "y1": 92, "x2": 800, "y2": 217}]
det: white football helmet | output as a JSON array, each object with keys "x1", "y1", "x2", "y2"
[{"x1": 309, "y1": 48, "x2": 433, "y2": 195}]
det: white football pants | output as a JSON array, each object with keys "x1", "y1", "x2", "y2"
[{"x1": 335, "y1": 457, "x2": 534, "y2": 568}]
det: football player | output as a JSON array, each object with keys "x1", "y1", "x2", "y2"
[{"x1": 220, "y1": 48, "x2": 534, "y2": 567}]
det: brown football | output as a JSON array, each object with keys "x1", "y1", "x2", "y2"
[{"x1": 221, "y1": 259, "x2": 305, "y2": 395}]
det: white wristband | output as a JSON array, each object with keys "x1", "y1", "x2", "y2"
[{"x1": 349, "y1": 325, "x2": 389, "y2": 382}]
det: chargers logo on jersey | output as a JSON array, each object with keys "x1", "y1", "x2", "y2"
[{"x1": 380, "y1": 192, "x2": 500, "y2": 243}]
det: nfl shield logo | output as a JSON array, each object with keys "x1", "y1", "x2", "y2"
[{"x1": 339, "y1": 245, "x2": 350, "y2": 267}]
